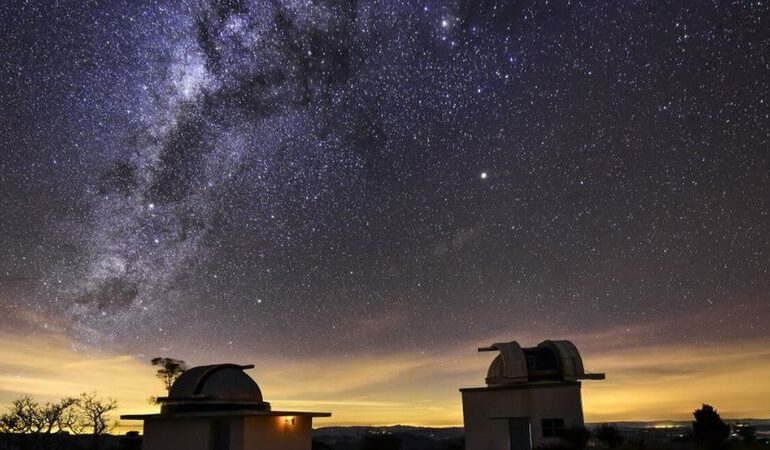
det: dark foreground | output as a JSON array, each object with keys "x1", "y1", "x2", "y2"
[{"x1": 1, "y1": 422, "x2": 768, "y2": 450}]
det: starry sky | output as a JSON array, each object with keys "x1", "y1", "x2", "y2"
[{"x1": 1, "y1": 0, "x2": 769, "y2": 425}]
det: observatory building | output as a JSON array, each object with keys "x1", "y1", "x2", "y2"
[
  {"x1": 460, "y1": 340, "x2": 604, "y2": 450},
  {"x1": 122, "y1": 363, "x2": 330, "y2": 450}
]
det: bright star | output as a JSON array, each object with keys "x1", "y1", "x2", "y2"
[{"x1": 480, "y1": 172, "x2": 488, "y2": 179}]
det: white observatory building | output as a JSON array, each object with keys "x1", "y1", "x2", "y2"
[
  {"x1": 123, "y1": 363, "x2": 330, "y2": 450},
  {"x1": 460, "y1": 340, "x2": 604, "y2": 450}
]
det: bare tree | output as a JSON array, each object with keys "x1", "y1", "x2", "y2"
[
  {"x1": 0, "y1": 396, "x2": 79, "y2": 450},
  {"x1": 0, "y1": 396, "x2": 42, "y2": 434},
  {"x1": 0, "y1": 397, "x2": 36, "y2": 450},
  {"x1": 40, "y1": 397, "x2": 79, "y2": 435},
  {"x1": 151, "y1": 357, "x2": 187, "y2": 394},
  {"x1": 0, "y1": 412, "x2": 20, "y2": 434},
  {"x1": 75, "y1": 392, "x2": 117, "y2": 449}
]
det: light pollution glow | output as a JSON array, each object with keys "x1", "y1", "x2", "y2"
[{"x1": 1, "y1": 331, "x2": 768, "y2": 432}]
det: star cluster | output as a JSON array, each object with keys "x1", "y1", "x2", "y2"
[{"x1": 1, "y1": 0, "x2": 769, "y2": 360}]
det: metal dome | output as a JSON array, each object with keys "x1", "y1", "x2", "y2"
[
  {"x1": 479, "y1": 340, "x2": 605, "y2": 385},
  {"x1": 159, "y1": 364, "x2": 271, "y2": 414},
  {"x1": 122, "y1": 362, "x2": 332, "y2": 424},
  {"x1": 484, "y1": 341, "x2": 528, "y2": 383}
]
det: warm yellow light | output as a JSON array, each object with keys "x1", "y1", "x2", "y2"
[{"x1": 2, "y1": 330, "x2": 770, "y2": 428}]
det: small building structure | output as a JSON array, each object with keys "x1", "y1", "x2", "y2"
[
  {"x1": 460, "y1": 340, "x2": 604, "y2": 450},
  {"x1": 123, "y1": 363, "x2": 330, "y2": 450}
]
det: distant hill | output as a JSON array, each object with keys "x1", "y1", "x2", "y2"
[
  {"x1": 314, "y1": 425, "x2": 464, "y2": 440},
  {"x1": 313, "y1": 419, "x2": 770, "y2": 447},
  {"x1": 311, "y1": 420, "x2": 770, "y2": 450},
  {"x1": 313, "y1": 426, "x2": 464, "y2": 450},
  {"x1": 314, "y1": 419, "x2": 770, "y2": 436},
  {"x1": 588, "y1": 419, "x2": 770, "y2": 428}
]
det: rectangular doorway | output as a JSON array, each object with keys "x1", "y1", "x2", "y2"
[
  {"x1": 211, "y1": 420, "x2": 231, "y2": 450},
  {"x1": 508, "y1": 417, "x2": 532, "y2": 450}
]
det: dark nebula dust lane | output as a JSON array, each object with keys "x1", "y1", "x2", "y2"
[{"x1": 1, "y1": 0, "x2": 769, "y2": 359}]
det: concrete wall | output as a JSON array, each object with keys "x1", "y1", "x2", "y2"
[
  {"x1": 462, "y1": 382, "x2": 584, "y2": 450},
  {"x1": 242, "y1": 415, "x2": 313, "y2": 450},
  {"x1": 140, "y1": 415, "x2": 313, "y2": 450},
  {"x1": 142, "y1": 417, "x2": 216, "y2": 450}
]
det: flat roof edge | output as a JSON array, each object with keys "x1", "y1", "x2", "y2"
[
  {"x1": 121, "y1": 410, "x2": 331, "y2": 420},
  {"x1": 459, "y1": 380, "x2": 581, "y2": 392}
]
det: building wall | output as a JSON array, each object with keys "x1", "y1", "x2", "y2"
[
  {"x1": 142, "y1": 417, "x2": 218, "y2": 450},
  {"x1": 242, "y1": 415, "x2": 313, "y2": 450},
  {"x1": 462, "y1": 382, "x2": 584, "y2": 450},
  {"x1": 140, "y1": 415, "x2": 313, "y2": 450}
]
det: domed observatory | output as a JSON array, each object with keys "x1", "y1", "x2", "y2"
[
  {"x1": 460, "y1": 340, "x2": 604, "y2": 450},
  {"x1": 122, "y1": 364, "x2": 330, "y2": 450}
]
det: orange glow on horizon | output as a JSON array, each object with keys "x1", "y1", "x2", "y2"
[{"x1": 0, "y1": 332, "x2": 768, "y2": 432}]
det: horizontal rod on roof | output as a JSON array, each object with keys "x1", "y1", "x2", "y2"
[{"x1": 581, "y1": 373, "x2": 606, "y2": 380}]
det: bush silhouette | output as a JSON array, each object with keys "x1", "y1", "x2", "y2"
[
  {"x1": 312, "y1": 440, "x2": 335, "y2": 450},
  {"x1": 692, "y1": 404, "x2": 730, "y2": 450},
  {"x1": 360, "y1": 432, "x2": 400, "y2": 450},
  {"x1": 737, "y1": 425, "x2": 756, "y2": 444},
  {"x1": 562, "y1": 425, "x2": 592, "y2": 450},
  {"x1": 596, "y1": 423, "x2": 624, "y2": 448}
]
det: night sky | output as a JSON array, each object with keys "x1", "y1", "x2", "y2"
[{"x1": 1, "y1": 0, "x2": 769, "y2": 424}]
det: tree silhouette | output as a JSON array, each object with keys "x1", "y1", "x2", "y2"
[
  {"x1": 0, "y1": 396, "x2": 40, "y2": 434},
  {"x1": 0, "y1": 395, "x2": 81, "y2": 450},
  {"x1": 40, "y1": 397, "x2": 79, "y2": 435},
  {"x1": 151, "y1": 357, "x2": 187, "y2": 394},
  {"x1": 596, "y1": 423, "x2": 624, "y2": 448},
  {"x1": 74, "y1": 392, "x2": 117, "y2": 450},
  {"x1": 692, "y1": 404, "x2": 730, "y2": 450}
]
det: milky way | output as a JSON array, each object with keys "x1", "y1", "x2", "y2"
[{"x1": 1, "y1": 0, "x2": 769, "y2": 359}]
